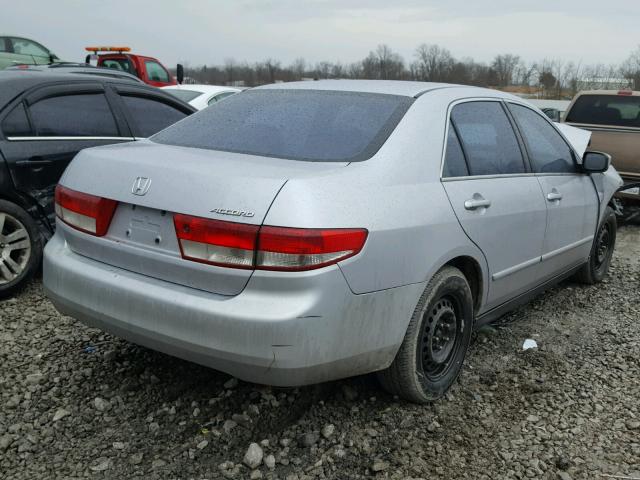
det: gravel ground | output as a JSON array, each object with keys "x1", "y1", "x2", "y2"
[{"x1": 1, "y1": 225, "x2": 639, "y2": 480}]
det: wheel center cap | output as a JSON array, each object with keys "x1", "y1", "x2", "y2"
[{"x1": 428, "y1": 308, "x2": 456, "y2": 364}]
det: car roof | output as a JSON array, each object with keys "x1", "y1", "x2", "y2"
[
  {"x1": 161, "y1": 84, "x2": 241, "y2": 95},
  {"x1": 573, "y1": 90, "x2": 640, "y2": 96},
  {"x1": 254, "y1": 79, "x2": 478, "y2": 97},
  {"x1": 0, "y1": 70, "x2": 151, "y2": 109},
  {"x1": 5, "y1": 63, "x2": 143, "y2": 82}
]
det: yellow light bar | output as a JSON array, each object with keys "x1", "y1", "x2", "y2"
[{"x1": 85, "y1": 46, "x2": 131, "y2": 53}]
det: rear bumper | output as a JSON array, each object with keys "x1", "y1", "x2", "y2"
[{"x1": 43, "y1": 233, "x2": 423, "y2": 386}]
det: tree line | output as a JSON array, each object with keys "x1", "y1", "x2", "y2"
[{"x1": 182, "y1": 44, "x2": 640, "y2": 99}]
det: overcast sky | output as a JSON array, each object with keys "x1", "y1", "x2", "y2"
[{"x1": 3, "y1": 0, "x2": 639, "y2": 67}]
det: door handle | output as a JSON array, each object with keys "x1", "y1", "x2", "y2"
[
  {"x1": 464, "y1": 196, "x2": 492, "y2": 210},
  {"x1": 15, "y1": 156, "x2": 53, "y2": 167},
  {"x1": 546, "y1": 190, "x2": 563, "y2": 202}
]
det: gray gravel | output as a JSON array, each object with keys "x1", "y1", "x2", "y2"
[{"x1": 1, "y1": 225, "x2": 639, "y2": 479}]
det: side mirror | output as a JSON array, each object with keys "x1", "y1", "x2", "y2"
[
  {"x1": 582, "y1": 151, "x2": 611, "y2": 173},
  {"x1": 176, "y1": 64, "x2": 184, "y2": 84}
]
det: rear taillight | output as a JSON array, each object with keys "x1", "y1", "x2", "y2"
[
  {"x1": 256, "y1": 226, "x2": 367, "y2": 271},
  {"x1": 173, "y1": 214, "x2": 367, "y2": 271},
  {"x1": 173, "y1": 214, "x2": 259, "y2": 269},
  {"x1": 54, "y1": 185, "x2": 117, "y2": 236}
]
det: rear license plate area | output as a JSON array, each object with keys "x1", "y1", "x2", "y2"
[{"x1": 110, "y1": 204, "x2": 179, "y2": 253}]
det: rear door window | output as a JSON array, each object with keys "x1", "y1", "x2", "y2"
[
  {"x1": 29, "y1": 93, "x2": 119, "y2": 137},
  {"x1": 0, "y1": 37, "x2": 10, "y2": 53},
  {"x1": 565, "y1": 94, "x2": 640, "y2": 127},
  {"x1": 1, "y1": 103, "x2": 32, "y2": 137},
  {"x1": 451, "y1": 101, "x2": 525, "y2": 176},
  {"x1": 152, "y1": 90, "x2": 413, "y2": 162},
  {"x1": 120, "y1": 94, "x2": 188, "y2": 137},
  {"x1": 442, "y1": 122, "x2": 469, "y2": 177},
  {"x1": 508, "y1": 104, "x2": 576, "y2": 174},
  {"x1": 145, "y1": 61, "x2": 170, "y2": 83}
]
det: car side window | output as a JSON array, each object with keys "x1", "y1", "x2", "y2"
[
  {"x1": 442, "y1": 121, "x2": 469, "y2": 177},
  {"x1": 509, "y1": 104, "x2": 576, "y2": 174},
  {"x1": 29, "y1": 93, "x2": 119, "y2": 137},
  {"x1": 0, "y1": 37, "x2": 9, "y2": 53},
  {"x1": 451, "y1": 101, "x2": 525, "y2": 176},
  {"x1": 120, "y1": 95, "x2": 188, "y2": 137},
  {"x1": 1, "y1": 103, "x2": 33, "y2": 137},
  {"x1": 144, "y1": 61, "x2": 170, "y2": 83},
  {"x1": 11, "y1": 38, "x2": 49, "y2": 58}
]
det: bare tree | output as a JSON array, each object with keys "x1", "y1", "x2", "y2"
[
  {"x1": 224, "y1": 58, "x2": 236, "y2": 84},
  {"x1": 290, "y1": 58, "x2": 306, "y2": 80},
  {"x1": 621, "y1": 45, "x2": 640, "y2": 88},
  {"x1": 491, "y1": 54, "x2": 521, "y2": 87},
  {"x1": 362, "y1": 44, "x2": 405, "y2": 80},
  {"x1": 413, "y1": 44, "x2": 454, "y2": 82}
]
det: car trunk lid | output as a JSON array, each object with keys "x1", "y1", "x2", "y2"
[{"x1": 59, "y1": 140, "x2": 347, "y2": 295}]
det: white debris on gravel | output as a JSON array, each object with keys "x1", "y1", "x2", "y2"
[{"x1": 243, "y1": 442, "x2": 263, "y2": 469}]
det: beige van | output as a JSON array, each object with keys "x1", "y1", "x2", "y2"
[{"x1": 565, "y1": 90, "x2": 640, "y2": 204}]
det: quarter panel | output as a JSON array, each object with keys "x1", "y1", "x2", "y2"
[{"x1": 265, "y1": 174, "x2": 485, "y2": 295}]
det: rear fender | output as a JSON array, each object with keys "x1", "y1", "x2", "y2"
[{"x1": 0, "y1": 147, "x2": 53, "y2": 238}]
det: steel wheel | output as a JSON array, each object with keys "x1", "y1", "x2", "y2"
[
  {"x1": 0, "y1": 212, "x2": 31, "y2": 285},
  {"x1": 594, "y1": 222, "x2": 611, "y2": 270},
  {"x1": 420, "y1": 296, "x2": 464, "y2": 381}
]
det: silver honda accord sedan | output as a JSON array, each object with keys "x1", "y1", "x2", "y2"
[{"x1": 43, "y1": 80, "x2": 622, "y2": 403}]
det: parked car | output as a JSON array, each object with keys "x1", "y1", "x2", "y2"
[
  {"x1": 43, "y1": 81, "x2": 622, "y2": 403},
  {"x1": 565, "y1": 90, "x2": 640, "y2": 204},
  {"x1": 0, "y1": 70, "x2": 195, "y2": 297},
  {"x1": 6, "y1": 63, "x2": 143, "y2": 83},
  {"x1": 0, "y1": 36, "x2": 61, "y2": 69},
  {"x1": 162, "y1": 84, "x2": 242, "y2": 110},
  {"x1": 85, "y1": 46, "x2": 177, "y2": 87}
]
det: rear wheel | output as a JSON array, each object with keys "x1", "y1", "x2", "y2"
[
  {"x1": 0, "y1": 200, "x2": 41, "y2": 299},
  {"x1": 378, "y1": 266, "x2": 473, "y2": 403},
  {"x1": 574, "y1": 206, "x2": 616, "y2": 285}
]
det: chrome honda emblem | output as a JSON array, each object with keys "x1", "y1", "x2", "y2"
[{"x1": 132, "y1": 177, "x2": 151, "y2": 196}]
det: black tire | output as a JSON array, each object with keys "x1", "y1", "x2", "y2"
[
  {"x1": 378, "y1": 266, "x2": 474, "y2": 403},
  {"x1": 574, "y1": 206, "x2": 617, "y2": 285},
  {"x1": 0, "y1": 200, "x2": 42, "y2": 299}
]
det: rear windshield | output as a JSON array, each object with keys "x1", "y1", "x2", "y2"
[
  {"x1": 152, "y1": 89, "x2": 413, "y2": 162},
  {"x1": 566, "y1": 94, "x2": 640, "y2": 127},
  {"x1": 164, "y1": 89, "x2": 202, "y2": 103}
]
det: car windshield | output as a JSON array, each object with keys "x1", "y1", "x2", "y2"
[
  {"x1": 164, "y1": 89, "x2": 202, "y2": 103},
  {"x1": 566, "y1": 94, "x2": 640, "y2": 128},
  {"x1": 152, "y1": 89, "x2": 413, "y2": 162},
  {"x1": 101, "y1": 58, "x2": 135, "y2": 75}
]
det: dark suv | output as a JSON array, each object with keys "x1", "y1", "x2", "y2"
[{"x1": 0, "y1": 70, "x2": 195, "y2": 297}]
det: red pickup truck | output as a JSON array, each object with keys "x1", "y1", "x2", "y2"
[{"x1": 85, "y1": 46, "x2": 179, "y2": 87}]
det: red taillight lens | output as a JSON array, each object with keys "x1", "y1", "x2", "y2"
[
  {"x1": 173, "y1": 214, "x2": 367, "y2": 272},
  {"x1": 173, "y1": 214, "x2": 259, "y2": 269},
  {"x1": 55, "y1": 185, "x2": 117, "y2": 236},
  {"x1": 257, "y1": 226, "x2": 368, "y2": 271}
]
